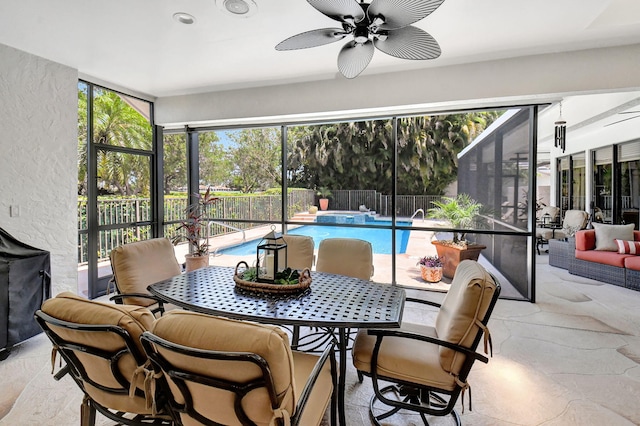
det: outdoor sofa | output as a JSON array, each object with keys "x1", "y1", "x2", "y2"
[{"x1": 570, "y1": 223, "x2": 640, "y2": 290}]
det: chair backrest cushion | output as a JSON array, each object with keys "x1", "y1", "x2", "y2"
[
  {"x1": 537, "y1": 206, "x2": 560, "y2": 222},
  {"x1": 282, "y1": 234, "x2": 315, "y2": 270},
  {"x1": 435, "y1": 260, "x2": 497, "y2": 375},
  {"x1": 315, "y1": 238, "x2": 373, "y2": 280},
  {"x1": 40, "y1": 292, "x2": 155, "y2": 413},
  {"x1": 150, "y1": 311, "x2": 296, "y2": 426},
  {"x1": 110, "y1": 238, "x2": 181, "y2": 306},
  {"x1": 562, "y1": 210, "x2": 589, "y2": 232}
]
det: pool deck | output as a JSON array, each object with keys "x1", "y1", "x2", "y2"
[
  {"x1": 201, "y1": 211, "x2": 452, "y2": 292},
  {"x1": 79, "y1": 210, "x2": 519, "y2": 298}
]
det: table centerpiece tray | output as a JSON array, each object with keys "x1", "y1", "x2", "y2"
[{"x1": 233, "y1": 261, "x2": 312, "y2": 294}]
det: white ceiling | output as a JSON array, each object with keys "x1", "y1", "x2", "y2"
[{"x1": 1, "y1": 0, "x2": 640, "y2": 98}]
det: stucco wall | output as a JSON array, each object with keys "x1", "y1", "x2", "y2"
[{"x1": 0, "y1": 43, "x2": 78, "y2": 295}]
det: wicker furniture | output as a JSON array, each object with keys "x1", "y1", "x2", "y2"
[
  {"x1": 548, "y1": 239, "x2": 570, "y2": 269},
  {"x1": 570, "y1": 229, "x2": 640, "y2": 289},
  {"x1": 147, "y1": 265, "x2": 405, "y2": 426}
]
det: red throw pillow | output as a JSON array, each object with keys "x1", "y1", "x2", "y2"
[{"x1": 615, "y1": 239, "x2": 640, "y2": 254}]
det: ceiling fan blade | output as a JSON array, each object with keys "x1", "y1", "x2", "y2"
[
  {"x1": 337, "y1": 41, "x2": 375, "y2": 79},
  {"x1": 307, "y1": 0, "x2": 366, "y2": 23},
  {"x1": 368, "y1": 0, "x2": 445, "y2": 30},
  {"x1": 276, "y1": 28, "x2": 346, "y2": 51},
  {"x1": 374, "y1": 25, "x2": 441, "y2": 60}
]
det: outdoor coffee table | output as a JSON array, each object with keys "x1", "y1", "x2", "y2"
[{"x1": 147, "y1": 265, "x2": 405, "y2": 426}]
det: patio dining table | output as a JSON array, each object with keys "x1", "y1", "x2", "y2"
[{"x1": 147, "y1": 265, "x2": 405, "y2": 426}]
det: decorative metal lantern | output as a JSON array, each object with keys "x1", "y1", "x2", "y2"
[{"x1": 256, "y1": 227, "x2": 288, "y2": 283}]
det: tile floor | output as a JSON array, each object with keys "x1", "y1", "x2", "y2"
[{"x1": 2, "y1": 255, "x2": 640, "y2": 425}]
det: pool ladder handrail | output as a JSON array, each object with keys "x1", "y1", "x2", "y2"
[
  {"x1": 411, "y1": 208, "x2": 425, "y2": 221},
  {"x1": 207, "y1": 220, "x2": 246, "y2": 256}
]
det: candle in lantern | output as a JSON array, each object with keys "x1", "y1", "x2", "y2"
[{"x1": 265, "y1": 253, "x2": 275, "y2": 280}]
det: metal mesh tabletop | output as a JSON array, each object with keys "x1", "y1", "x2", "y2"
[{"x1": 148, "y1": 266, "x2": 405, "y2": 328}]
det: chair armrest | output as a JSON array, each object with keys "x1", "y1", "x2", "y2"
[
  {"x1": 291, "y1": 341, "x2": 337, "y2": 426},
  {"x1": 367, "y1": 329, "x2": 488, "y2": 364},
  {"x1": 405, "y1": 297, "x2": 441, "y2": 309},
  {"x1": 109, "y1": 293, "x2": 165, "y2": 315}
]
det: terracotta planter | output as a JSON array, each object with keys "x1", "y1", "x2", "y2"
[
  {"x1": 185, "y1": 254, "x2": 209, "y2": 272},
  {"x1": 319, "y1": 198, "x2": 329, "y2": 210},
  {"x1": 420, "y1": 265, "x2": 443, "y2": 283},
  {"x1": 431, "y1": 241, "x2": 486, "y2": 279}
]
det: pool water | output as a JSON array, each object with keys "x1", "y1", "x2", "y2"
[{"x1": 219, "y1": 221, "x2": 412, "y2": 256}]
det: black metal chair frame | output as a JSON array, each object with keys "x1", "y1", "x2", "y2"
[
  {"x1": 108, "y1": 275, "x2": 167, "y2": 316},
  {"x1": 141, "y1": 331, "x2": 337, "y2": 426},
  {"x1": 34, "y1": 310, "x2": 175, "y2": 426},
  {"x1": 357, "y1": 279, "x2": 501, "y2": 426}
]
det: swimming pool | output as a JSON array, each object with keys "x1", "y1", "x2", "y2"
[{"x1": 219, "y1": 220, "x2": 412, "y2": 256}]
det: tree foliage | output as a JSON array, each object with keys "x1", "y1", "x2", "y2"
[
  {"x1": 78, "y1": 86, "x2": 153, "y2": 196},
  {"x1": 229, "y1": 128, "x2": 281, "y2": 193},
  {"x1": 287, "y1": 112, "x2": 502, "y2": 195}
]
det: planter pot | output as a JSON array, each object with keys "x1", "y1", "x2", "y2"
[
  {"x1": 420, "y1": 265, "x2": 443, "y2": 283},
  {"x1": 431, "y1": 241, "x2": 487, "y2": 279},
  {"x1": 185, "y1": 254, "x2": 209, "y2": 272},
  {"x1": 319, "y1": 198, "x2": 329, "y2": 210},
  {"x1": 308, "y1": 206, "x2": 318, "y2": 214}
]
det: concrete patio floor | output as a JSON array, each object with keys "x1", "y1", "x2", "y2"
[{"x1": 2, "y1": 254, "x2": 640, "y2": 425}]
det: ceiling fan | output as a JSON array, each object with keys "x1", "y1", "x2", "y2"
[{"x1": 275, "y1": 0, "x2": 445, "y2": 79}]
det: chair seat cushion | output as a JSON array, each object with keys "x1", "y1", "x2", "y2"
[
  {"x1": 292, "y1": 351, "x2": 333, "y2": 426},
  {"x1": 352, "y1": 324, "x2": 457, "y2": 392},
  {"x1": 575, "y1": 249, "x2": 632, "y2": 267},
  {"x1": 536, "y1": 227, "x2": 566, "y2": 240}
]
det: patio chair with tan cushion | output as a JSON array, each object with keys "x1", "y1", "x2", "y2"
[
  {"x1": 536, "y1": 209, "x2": 589, "y2": 254},
  {"x1": 295, "y1": 237, "x2": 373, "y2": 352},
  {"x1": 34, "y1": 292, "x2": 173, "y2": 426},
  {"x1": 109, "y1": 238, "x2": 182, "y2": 316},
  {"x1": 352, "y1": 260, "x2": 501, "y2": 425},
  {"x1": 282, "y1": 234, "x2": 315, "y2": 270},
  {"x1": 536, "y1": 205, "x2": 561, "y2": 225},
  {"x1": 315, "y1": 237, "x2": 374, "y2": 280},
  {"x1": 140, "y1": 310, "x2": 337, "y2": 426}
]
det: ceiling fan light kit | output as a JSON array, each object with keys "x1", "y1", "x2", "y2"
[{"x1": 276, "y1": 0, "x2": 445, "y2": 79}]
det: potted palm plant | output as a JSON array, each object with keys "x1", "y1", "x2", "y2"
[
  {"x1": 172, "y1": 187, "x2": 220, "y2": 271},
  {"x1": 428, "y1": 194, "x2": 487, "y2": 278},
  {"x1": 317, "y1": 187, "x2": 332, "y2": 211}
]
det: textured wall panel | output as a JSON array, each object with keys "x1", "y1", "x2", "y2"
[{"x1": 0, "y1": 43, "x2": 78, "y2": 295}]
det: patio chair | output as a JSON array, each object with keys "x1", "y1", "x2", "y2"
[
  {"x1": 140, "y1": 310, "x2": 337, "y2": 426},
  {"x1": 295, "y1": 238, "x2": 374, "y2": 352},
  {"x1": 34, "y1": 292, "x2": 174, "y2": 426},
  {"x1": 536, "y1": 209, "x2": 589, "y2": 254},
  {"x1": 109, "y1": 238, "x2": 182, "y2": 316},
  {"x1": 315, "y1": 237, "x2": 374, "y2": 280},
  {"x1": 352, "y1": 260, "x2": 501, "y2": 426},
  {"x1": 282, "y1": 234, "x2": 315, "y2": 270}
]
